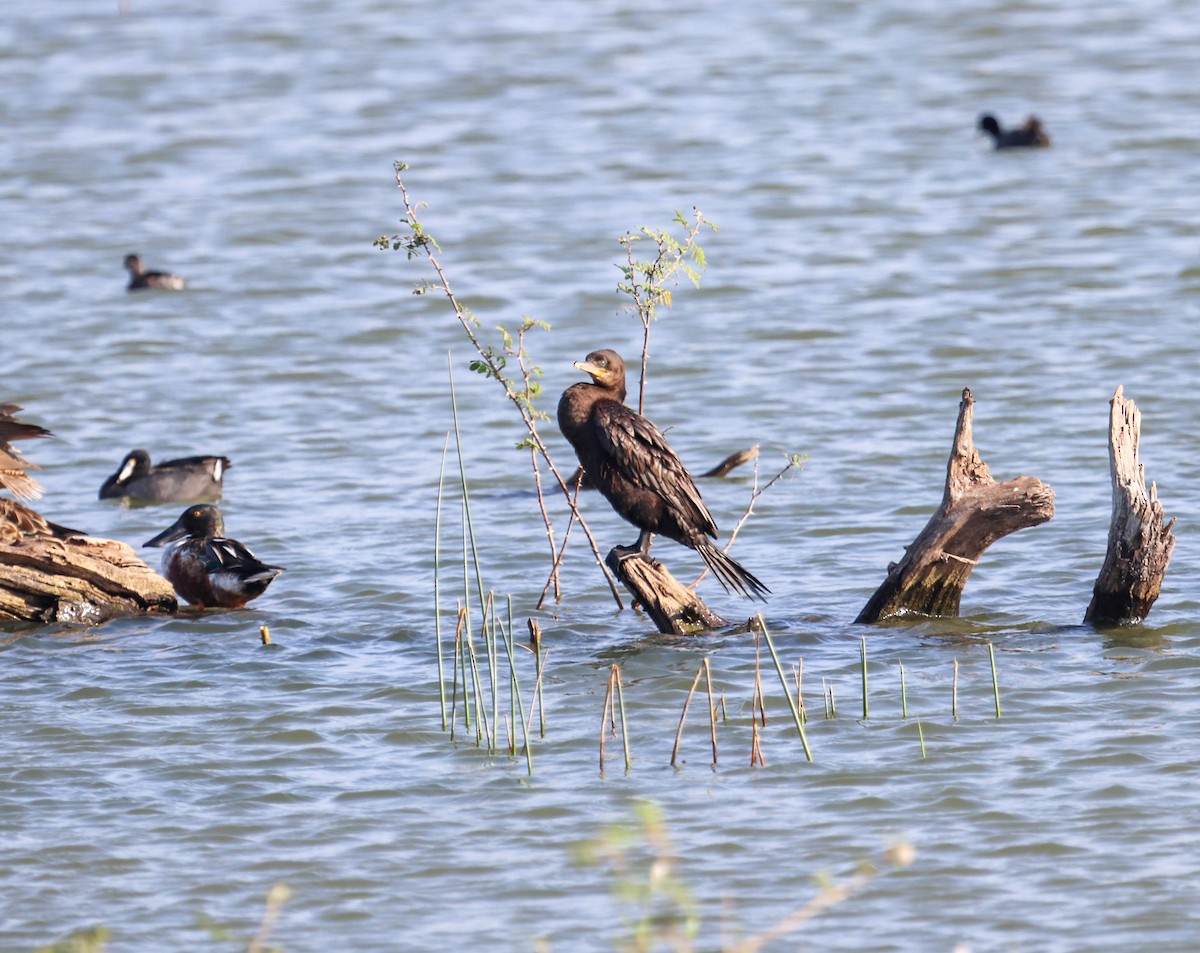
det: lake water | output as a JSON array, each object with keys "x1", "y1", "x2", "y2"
[{"x1": 4, "y1": 0, "x2": 1200, "y2": 949}]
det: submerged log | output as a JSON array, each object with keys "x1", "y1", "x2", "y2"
[
  {"x1": 0, "y1": 533, "x2": 177, "y2": 625},
  {"x1": 701, "y1": 445, "x2": 760, "y2": 478},
  {"x1": 605, "y1": 547, "x2": 727, "y2": 635},
  {"x1": 856, "y1": 388, "x2": 1055, "y2": 623},
  {"x1": 1084, "y1": 386, "x2": 1175, "y2": 626}
]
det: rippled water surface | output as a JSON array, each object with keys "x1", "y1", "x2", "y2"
[{"x1": 4, "y1": 0, "x2": 1200, "y2": 949}]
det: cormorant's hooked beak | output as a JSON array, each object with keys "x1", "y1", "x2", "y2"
[
  {"x1": 144, "y1": 515, "x2": 190, "y2": 548},
  {"x1": 574, "y1": 360, "x2": 607, "y2": 382}
]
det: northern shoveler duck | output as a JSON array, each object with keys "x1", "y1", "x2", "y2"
[
  {"x1": 124, "y1": 253, "x2": 187, "y2": 291},
  {"x1": 144, "y1": 504, "x2": 283, "y2": 609},
  {"x1": 100, "y1": 449, "x2": 231, "y2": 503},
  {"x1": 978, "y1": 113, "x2": 1051, "y2": 149},
  {"x1": 0, "y1": 403, "x2": 51, "y2": 503}
]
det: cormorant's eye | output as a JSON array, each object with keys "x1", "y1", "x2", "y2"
[{"x1": 598, "y1": 359, "x2": 607, "y2": 367}]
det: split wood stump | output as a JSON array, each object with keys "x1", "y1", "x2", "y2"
[
  {"x1": 0, "y1": 533, "x2": 177, "y2": 625},
  {"x1": 1085, "y1": 386, "x2": 1175, "y2": 626},
  {"x1": 856, "y1": 387, "x2": 1055, "y2": 623},
  {"x1": 605, "y1": 547, "x2": 728, "y2": 635}
]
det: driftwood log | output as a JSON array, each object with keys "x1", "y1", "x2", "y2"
[
  {"x1": 1084, "y1": 386, "x2": 1175, "y2": 626},
  {"x1": 856, "y1": 388, "x2": 1056, "y2": 623},
  {"x1": 605, "y1": 548, "x2": 727, "y2": 635},
  {"x1": 0, "y1": 533, "x2": 177, "y2": 625}
]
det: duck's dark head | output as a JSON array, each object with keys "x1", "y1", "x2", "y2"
[
  {"x1": 115, "y1": 449, "x2": 152, "y2": 484},
  {"x1": 124, "y1": 254, "x2": 144, "y2": 275},
  {"x1": 144, "y1": 503, "x2": 225, "y2": 547},
  {"x1": 978, "y1": 114, "x2": 1002, "y2": 138},
  {"x1": 574, "y1": 349, "x2": 627, "y2": 397}
]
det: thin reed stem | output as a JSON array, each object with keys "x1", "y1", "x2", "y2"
[
  {"x1": 900, "y1": 661, "x2": 908, "y2": 720},
  {"x1": 860, "y1": 635, "x2": 869, "y2": 721},
  {"x1": 600, "y1": 669, "x2": 614, "y2": 774},
  {"x1": 917, "y1": 718, "x2": 926, "y2": 759},
  {"x1": 702, "y1": 657, "x2": 718, "y2": 766},
  {"x1": 434, "y1": 432, "x2": 450, "y2": 730},
  {"x1": 502, "y1": 595, "x2": 533, "y2": 774},
  {"x1": 988, "y1": 642, "x2": 1001, "y2": 718},
  {"x1": 614, "y1": 664, "x2": 632, "y2": 772},
  {"x1": 671, "y1": 665, "x2": 706, "y2": 767},
  {"x1": 952, "y1": 658, "x2": 959, "y2": 721},
  {"x1": 758, "y1": 614, "x2": 813, "y2": 762}
]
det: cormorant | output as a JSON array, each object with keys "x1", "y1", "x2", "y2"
[
  {"x1": 100, "y1": 449, "x2": 231, "y2": 503},
  {"x1": 978, "y1": 114, "x2": 1051, "y2": 149},
  {"x1": 557, "y1": 349, "x2": 769, "y2": 601},
  {"x1": 124, "y1": 253, "x2": 187, "y2": 291},
  {"x1": 144, "y1": 504, "x2": 283, "y2": 608}
]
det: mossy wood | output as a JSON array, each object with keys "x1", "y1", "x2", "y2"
[
  {"x1": 1084, "y1": 386, "x2": 1175, "y2": 626},
  {"x1": 605, "y1": 548, "x2": 727, "y2": 635},
  {"x1": 856, "y1": 387, "x2": 1056, "y2": 623},
  {"x1": 0, "y1": 534, "x2": 177, "y2": 625}
]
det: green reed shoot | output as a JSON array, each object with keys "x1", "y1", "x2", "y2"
[
  {"x1": 989, "y1": 641, "x2": 1001, "y2": 719},
  {"x1": 671, "y1": 664, "x2": 706, "y2": 767},
  {"x1": 448, "y1": 355, "x2": 487, "y2": 621},
  {"x1": 900, "y1": 661, "x2": 908, "y2": 720},
  {"x1": 615, "y1": 665, "x2": 631, "y2": 772},
  {"x1": 501, "y1": 595, "x2": 533, "y2": 774},
  {"x1": 860, "y1": 635, "x2": 869, "y2": 720},
  {"x1": 917, "y1": 718, "x2": 926, "y2": 759},
  {"x1": 434, "y1": 433, "x2": 450, "y2": 729},
  {"x1": 758, "y1": 614, "x2": 813, "y2": 762}
]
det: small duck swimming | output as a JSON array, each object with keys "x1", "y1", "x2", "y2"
[
  {"x1": 100, "y1": 449, "x2": 231, "y2": 504},
  {"x1": 978, "y1": 114, "x2": 1051, "y2": 149},
  {"x1": 144, "y1": 504, "x2": 282, "y2": 609},
  {"x1": 124, "y1": 253, "x2": 187, "y2": 291}
]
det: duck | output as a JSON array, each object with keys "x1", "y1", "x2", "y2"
[
  {"x1": 100, "y1": 449, "x2": 231, "y2": 504},
  {"x1": 0, "y1": 403, "x2": 51, "y2": 503},
  {"x1": 144, "y1": 504, "x2": 282, "y2": 609},
  {"x1": 124, "y1": 253, "x2": 187, "y2": 291},
  {"x1": 978, "y1": 113, "x2": 1051, "y2": 149},
  {"x1": 0, "y1": 499, "x2": 85, "y2": 546}
]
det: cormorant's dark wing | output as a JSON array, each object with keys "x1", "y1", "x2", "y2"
[{"x1": 591, "y1": 402, "x2": 718, "y2": 537}]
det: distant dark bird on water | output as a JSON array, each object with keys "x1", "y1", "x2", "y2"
[
  {"x1": 0, "y1": 403, "x2": 52, "y2": 503},
  {"x1": 978, "y1": 113, "x2": 1051, "y2": 149},
  {"x1": 100, "y1": 449, "x2": 231, "y2": 504},
  {"x1": 144, "y1": 504, "x2": 283, "y2": 609},
  {"x1": 557, "y1": 349, "x2": 769, "y2": 601},
  {"x1": 124, "y1": 253, "x2": 187, "y2": 291}
]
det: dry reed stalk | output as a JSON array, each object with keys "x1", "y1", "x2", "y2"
[
  {"x1": 703, "y1": 657, "x2": 718, "y2": 765},
  {"x1": 671, "y1": 664, "x2": 706, "y2": 767}
]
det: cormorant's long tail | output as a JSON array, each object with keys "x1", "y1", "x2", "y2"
[{"x1": 697, "y1": 542, "x2": 770, "y2": 602}]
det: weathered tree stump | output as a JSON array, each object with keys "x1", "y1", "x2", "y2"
[
  {"x1": 856, "y1": 387, "x2": 1055, "y2": 623},
  {"x1": 0, "y1": 533, "x2": 177, "y2": 625},
  {"x1": 1084, "y1": 386, "x2": 1175, "y2": 626},
  {"x1": 605, "y1": 548, "x2": 727, "y2": 635}
]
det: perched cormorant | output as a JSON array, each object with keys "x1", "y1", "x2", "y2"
[
  {"x1": 557, "y1": 349, "x2": 769, "y2": 601},
  {"x1": 0, "y1": 403, "x2": 51, "y2": 503},
  {"x1": 978, "y1": 114, "x2": 1050, "y2": 149},
  {"x1": 124, "y1": 253, "x2": 187, "y2": 291},
  {"x1": 144, "y1": 504, "x2": 282, "y2": 608},
  {"x1": 100, "y1": 449, "x2": 231, "y2": 503}
]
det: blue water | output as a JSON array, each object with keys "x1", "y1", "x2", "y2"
[{"x1": 3, "y1": 0, "x2": 1200, "y2": 949}]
